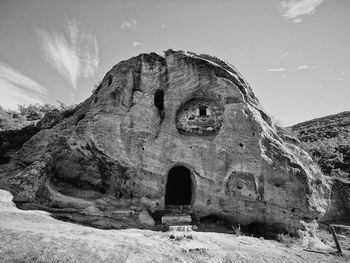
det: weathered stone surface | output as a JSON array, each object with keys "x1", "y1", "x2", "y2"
[
  {"x1": 176, "y1": 98, "x2": 224, "y2": 136},
  {"x1": 318, "y1": 178, "x2": 350, "y2": 224},
  {"x1": 0, "y1": 189, "x2": 15, "y2": 208},
  {"x1": 0, "y1": 50, "x2": 332, "y2": 233},
  {"x1": 161, "y1": 215, "x2": 192, "y2": 226},
  {"x1": 138, "y1": 208, "x2": 155, "y2": 227}
]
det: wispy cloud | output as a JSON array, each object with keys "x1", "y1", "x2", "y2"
[
  {"x1": 121, "y1": 19, "x2": 137, "y2": 30},
  {"x1": 266, "y1": 68, "x2": 287, "y2": 72},
  {"x1": 267, "y1": 65, "x2": 320, "y2": 72},
  {"x1": 132, "y1": 41, "x2": 141, "y2": 47},
  {"x1": 161, "y1": 24, "x2": 167, "y2": 30},
  {"x1": 297, "y1": 65, "x2": 319, "y2": 69},
  {"x1": 0, "y1": 62, "x2": 47, "y2": 109},
  {"x1": 281, "y1": 52, "x2": 289, "y2": 58},
  {"x1": 297, "y1": 65, "x2": 310, "y2": 69},
  {"x1": 280, "y1": 0, "x2": 326, "y2": 23},
  {"x1": 37, "y1": 19, "x2": 99, "y2": 91}
]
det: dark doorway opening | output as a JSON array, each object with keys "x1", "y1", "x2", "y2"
[
  {"x1": 165, "y1": 166, "x2": 193, "y2": 206},
  {"x1": 154, "y1": 89, "x2": 165, "y2": 121},
  {"x1": 154, "y1": 90, "x2": 164, "y2": 112}
]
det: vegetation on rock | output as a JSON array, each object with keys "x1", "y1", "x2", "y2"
[{"x1": 0, "y1": 102, "x2": 74, "y2": 131}]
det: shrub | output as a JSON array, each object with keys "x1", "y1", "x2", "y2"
[
  {"x1": 276, "y1": 233, "x2": 299, "y2": 247},
  {"x1": 0, "y1": 106, "x2": 27, "y2": 131},
  {"x1": 231, "y1": 224, "x2": 241, "y2": 236},
  {"x1": 0, "y1": 102, "x2": 76, "y2": 131},
  {"x1": 18, "y1": 103, "x2": 57, "y2": 121},
  {"x1": 330, "y1": 168, "x2": 349, "y2": 179},
  {"x1": 300, "y1": 137, "x2": 350, "y2": 179}
]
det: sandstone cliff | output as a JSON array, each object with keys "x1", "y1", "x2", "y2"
[{"x1": 0, "y1": 50, "x2": 331, "y2": 233}]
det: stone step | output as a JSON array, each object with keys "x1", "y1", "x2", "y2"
[
  {"x1": 168, "y1": 225, "x2": 193, "y2": 232},
  {"x1": 164, "y1": 205, "x2": 192, "y2": 214},
  {"x1": 165, "y1": 205, "x2": 191, "y2": 210},
  {"x1": 161, "y1": 214, "x2": 192, "y2": 225}
]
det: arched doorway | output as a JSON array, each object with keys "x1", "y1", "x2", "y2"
[{"x1": 165, "y1": 165, "x2": 193, "y2": 206}]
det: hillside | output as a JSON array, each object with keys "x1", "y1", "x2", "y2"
[{"x1": 291, "y1": 111, "x2": 350, "y2": 178}]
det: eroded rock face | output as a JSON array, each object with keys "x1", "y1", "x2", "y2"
[
  {"x1": 0, "y1": 50, "x2": 331, "y2": 232},
  {"x1": 176, "y1": 98, "x2": 224, "y2": 136}
]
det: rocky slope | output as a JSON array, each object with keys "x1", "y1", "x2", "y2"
[{"x1": 0, "y1": 50, "x2": 334, "y2": 233}]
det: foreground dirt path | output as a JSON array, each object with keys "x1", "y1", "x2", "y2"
[
  {"x1": 1, "y1": 209, "x2": 348, "y2": 263},
  {"x1": 0, "y1": 190, "x2": 348, "y2": 263}
]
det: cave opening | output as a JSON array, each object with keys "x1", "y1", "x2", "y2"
[
  {"x1": 154, "y1": 89, "x2": 165, "y2": 121},
  {"x1": 154, "y1": 90, "x2": 164, "y2": 112},
  {"x1": 165, "y1": 165, "x2": 193, "y2": 206}
]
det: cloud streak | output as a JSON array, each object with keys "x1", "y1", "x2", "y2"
[
  {"x1": 297, "y1": 65, "x2": 310, "y2": 69},
  {"x1": 266, "y1": 68, "x2": 287, "y2": 72},
  {"x1": 267, "y1": 65, "x2": 320, "y2": 72},
  {"x1": 37, "y1": 19, "x2": 99, "y2": 90},
  {"x1": 280, "y1": 0, "x2": 326, "y2": 23},
  {"x1": 0, "y1": 62, "x2": 47, "y2": 109},
  {"x1": 121, "y1": 19, "x2": 137, "y2": 30},
  {"x1": 132, "y1": 41, "x2": 141, "y2": 47},
  {"x1": 297, "y1": 65, "x2": 319, "y2": 69}
]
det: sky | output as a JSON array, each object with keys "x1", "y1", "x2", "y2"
[{"x1": 0, "y1": 0, "x2": 349, "y2": 126}]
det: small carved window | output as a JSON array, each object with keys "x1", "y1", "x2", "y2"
[
  {"x1": 198, "y1": 106, "x2": 210, "y2": 116},
  {"x1": 199, "y1": 107, "x2": 207, "y2": 116}
]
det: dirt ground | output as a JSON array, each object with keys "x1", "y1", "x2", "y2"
[{"x1": 0, "y1": 191, "x2": 349, "y2": 263}]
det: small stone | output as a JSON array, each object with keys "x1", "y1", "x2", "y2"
[
  {"x1": 82, "y1": 206, "x2": 104, "y2": 216},
  {"x1": 138, "y1": 208, "x2": 155, "y2": 227}
]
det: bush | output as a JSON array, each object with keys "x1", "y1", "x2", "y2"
[
  {"x1": 330, "y1": 168, "x2": 349, "y2": 179},
  {"x1": 276, "y1": 233, "x2": 299, "y2": 247},
  {"x1": 18, "y1": 103, "x2": 58, "y2": 121},
  {"x1": 0, "y1": 106, "x2": 27, "y2": 131},
  {"x1": 231, "y1": 224, "x2": 241, "y2": 236},
  {"x1": 0, "y1": 102, "x2": 76, "y2": 131},
  {"x1": 300, "y1": 137, "x2": 350, "y2": 179}
]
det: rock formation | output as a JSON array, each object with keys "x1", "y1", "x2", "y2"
[{"x1": 0, "y1": 50, "x2": 332, "y2": 233}]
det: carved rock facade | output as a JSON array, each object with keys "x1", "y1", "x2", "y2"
[{"x1": 0, "y1": 50, "x2": 332, "y2": 233}]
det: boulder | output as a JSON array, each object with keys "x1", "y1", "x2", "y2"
[
  {"x1": 0, "y1": 50, "x2": 332, "y2": 233},
  {"x1": 138, "y1": 208, "x2": 155, "y2": 227},
  {"x1": 0, "y1": 189, "x2": 15, "y2": 209}
]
